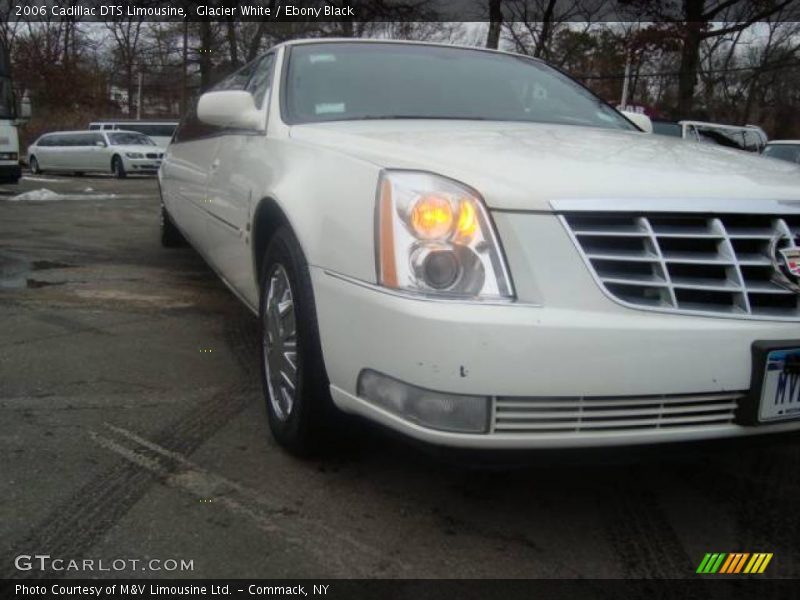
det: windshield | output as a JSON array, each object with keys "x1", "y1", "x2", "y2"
[
  {"x1": 284, "y1": 43, "x2": 635, "y2": 130},
  {"x1": 0, "y1": 76, "x2": 14, "y2": 120},
  {"x1": 109, "y1": 132, "x2": 155, "y2": 146},
  {"x1": 763, "y1": 144, "x2": 800, "y2": 164}
]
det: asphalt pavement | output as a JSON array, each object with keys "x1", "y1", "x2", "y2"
[{"x1": 0, "y1": 171, "x2": 798, "y2": 581}]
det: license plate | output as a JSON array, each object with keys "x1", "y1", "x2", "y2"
[{"x1": 758, "y1": 347, "x2": 800, "y2": 422}]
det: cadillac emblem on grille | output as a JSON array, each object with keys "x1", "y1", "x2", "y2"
[{"x1": 770, "y1": 231, "x2": 800, "y2": 293}]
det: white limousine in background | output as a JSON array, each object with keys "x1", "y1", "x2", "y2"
[
  {"x1": 27, "y1": 130, "x2": 163, "y2": 178},
  {"x1": 159, "y1": 39, "x2": 800, "y2": 456}
]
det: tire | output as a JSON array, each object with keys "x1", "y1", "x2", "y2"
[
  {"x1": 160, "y1": 202, "x2": 187, "y2": 248},
  {"x1": 259, "y1": 226, "x2": 336, "y2": 456},
  {"x1": 112, "y1": 155, "x2": 126, "y2": 179},
  {"x1": 29, "y1": 156, "x2": 41, "y2": 174}
]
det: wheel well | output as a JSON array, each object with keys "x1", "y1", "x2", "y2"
[
  {"x1": 111, "y1": 154, "x2": 120, "y2": 168},
  {"x1": 252, "y1": 197, "x2": 289, "y2": 288}
]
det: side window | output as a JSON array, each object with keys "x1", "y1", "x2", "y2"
[
  {"x1": 214, "y1": 59, "x2": 260, "y2": 92},
  {"x1": 50, "y1": 135, "x2": 68, "y2": 147},
  {"x1": 172, "y1": 101, "x2": 218, "y2": 144},
  {"x1": 88, "y1": 124, "x2": 100, "y2": 130},
  {"x1": 38, "y1": 135, "x2": 52, "y2": 147},
  {"x1": 77, "y1": 133, "x2": 95, "y2": 146},
  {"x1": 91, "y1": 133, "x2": 106, "y2": 146},
  {"x1": 246, "y1": 54, "x2": 275, "y2": 109}
]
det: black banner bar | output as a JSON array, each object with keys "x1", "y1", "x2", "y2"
[
  {"x1": 2, "y1": 579, "x2": 799, "y2": 600},
  {"x1": 8, "y1": 0, "x2": 800, "y2": 23}
]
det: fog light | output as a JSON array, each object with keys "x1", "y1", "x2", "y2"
[{"x1": 357, "y1": 369, "x2": 489, "y2": 433}]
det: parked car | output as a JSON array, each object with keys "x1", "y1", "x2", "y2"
[
  {"x1": 762, "y1": 140, "x2": 800, "y2": 165},
  {"x1": 159, "y1": 39, "x2": 800, "y2": 456},
  {"x1": 652, "y1": 119, "x2": 767, "y2": 152},
  {"x1": 88, "y1": 120, "x2": 178, "y2": 148},
  {"x1": 27, "y1": 130, "x2": 163, "y2": 178}
]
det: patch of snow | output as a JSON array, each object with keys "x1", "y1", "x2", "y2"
[
  {"x1": 22, "y1": 176, "x2": 66, "y2": 183},
  {"x1": 7, "y1": 187, "x2": 121, "y2": 202}
]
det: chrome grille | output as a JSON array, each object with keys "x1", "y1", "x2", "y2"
[
  {"x1": 562, "y1": 213, "x2": 800, "y2": 320},
  {"x1": 493, "y1": 392, "x2": 741, "y2": 433}
]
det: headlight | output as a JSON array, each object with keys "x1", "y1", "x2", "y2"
[
  {"x1": 125, "y1": 152, "x2": 143, "y2": 159},
  {"x1": 376, "y1": 170, "x2": 514, "y2": 300}
]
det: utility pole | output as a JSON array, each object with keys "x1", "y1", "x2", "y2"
[{"x1": 136, "y1": 71, "x2": 142, "y2": 120}]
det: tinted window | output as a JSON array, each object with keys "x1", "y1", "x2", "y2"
[
  {"x1": 51, "y1": 134, "x2": 72, "y2": 148},
  {"x1": 743, "y1": 129, "x2": 765, "y2": 152},
  {"x1": 0, "y1": 76, "x2": 14, "y2": 119},
  {"x1": 246, "y1": 54, "x2": 275, "y2": 108},
  {"x1": 74, "y1": 133, "x2": 98, "y2": 146},
  {"x1": 109, "y1": 132, "x2": 155, "y2": 145},
  {"x1": 763, "y1": 144, "x2": 800, "y2": 164},
  {"x1": 652, "y1": 121, "x2": 682, "y2": 137},
  {"x1": 88, "y1": 124, "x2": 100, "y2": 130},
  {"x1": 37, "y1": 135, "x2": 54, "y2": 147},
  {"x1": 284, "y1": 43, "x2": 634, "y2": 130}
]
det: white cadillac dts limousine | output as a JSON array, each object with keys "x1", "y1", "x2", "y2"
[{"x1": 158, "y1": 39, "x2": 800, "y2": 456}]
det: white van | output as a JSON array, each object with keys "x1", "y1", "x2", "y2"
[
  {"x1": 0, "y1": 45, "x2": 29, "y2": 183},
  {"x1": 88, "y1": 120, "x2": 177, "y2": 148}
]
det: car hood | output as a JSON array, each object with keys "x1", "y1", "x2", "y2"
[{"x1": 289, "y1": 121, "x2": 800, "y2": 211}]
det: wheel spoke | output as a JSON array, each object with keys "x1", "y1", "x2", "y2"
[
  {"x1": 283, "y1": 350, "x2": 297, "y2": 373},
  {"x1": 262, "y1": 263, "x2": 298, "y2": 422}
]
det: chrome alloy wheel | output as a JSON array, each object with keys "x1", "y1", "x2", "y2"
[{"x1": 263, "y1": 264, "x2": 298, "y2": 421}]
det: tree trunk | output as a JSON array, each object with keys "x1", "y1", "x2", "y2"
[
  {"x1": 199, "y1": 20, "x2": 213, "y2": 91},
  {"x1": 226, "y1": 18, "x2": 239, "y2": 67},
  {"x1": 486, "y1": 0, "x2": 502, "y2": 49},
  {"x1": 181, "y1": 21, "x2": 188, "y2": 114},
  {"x1": 677, "y1": 1, "x2": 705, "y2": 116},
  {"x1": 533, "y1": 0, "x2": 556, "y2": 59},
  {"x1": 245, "y1": 22, "x2": 268, "y2": 62}
]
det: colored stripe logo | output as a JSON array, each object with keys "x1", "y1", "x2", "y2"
[{"x1": 696, "y1": 552, "x2": 773, "y2": 574}]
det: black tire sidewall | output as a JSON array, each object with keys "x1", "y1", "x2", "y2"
[
  {"x1": 30, "y1": 157, "x2": 39, "y2": 174},
  {"x1": 259, "y1": 227, "x2": 332, "y2": 455},
  {"x1": 113, "y1": 156, "x2": 126, "y2": 178},
  {"x1": 160, "y1": 202, "x2": 185, "y2": 247}
]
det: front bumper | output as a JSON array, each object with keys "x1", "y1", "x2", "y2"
[
  {"x1": 312, "y1": 267, "x2": 800, "y2": 448},
  {"x1": 123, "y1": 157, "x2": 161, "y2": 173}
]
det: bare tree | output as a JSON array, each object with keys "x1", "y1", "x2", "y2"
[
  {"x1": 502, "y1": 0, "x2": 607, "y2": 63},
  {"x1": 639, "y1": 0, "x2": 798, "y2": 115},
  {"x1": 104, "y1": 19, "x2": 145, "y2": 115}
]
